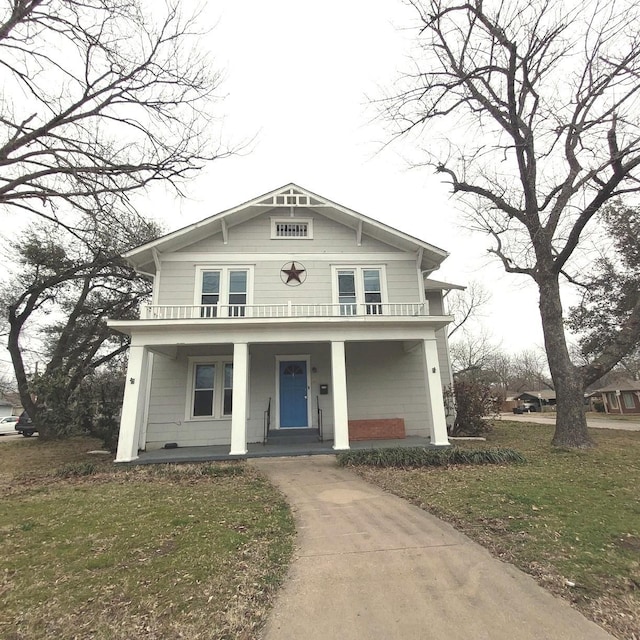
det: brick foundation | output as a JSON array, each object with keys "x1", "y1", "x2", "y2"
[{"x1": 348, "y1": 418, "x2": 406, "y2": 441}]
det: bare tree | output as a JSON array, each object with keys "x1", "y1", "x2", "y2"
[
  {"x1": 385, "y1": 0, "x2": 640, "y2": 447},
  {"x1": 446, "y1": 280, "x2": 491, "y2": 338},
  {"x1": 450, "y1": 327, "x2": 499, "y2": 376},
  {"x1": 0, "y1": 0, "x2": 228, "y2": 230}
]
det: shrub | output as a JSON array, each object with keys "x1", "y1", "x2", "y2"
[
  {"x1": 336, "y1": 446, "x2": 526, "y2": 468},
  {"x1": 446, "y1": 379, "x2": 496, "y2": 437}
]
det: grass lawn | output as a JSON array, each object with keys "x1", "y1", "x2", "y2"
[
  {"x1": 0, "y1": 437, "x2": 294, "y2": 640},
  {"x1": 354, "y1": 422, "x2": 640, "y2": 640}
]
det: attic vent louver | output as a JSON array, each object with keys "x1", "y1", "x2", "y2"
[
  {"x1": 271, "y1": 217, "x2": 313, "y2": 239},
  {"x1": 276, "y1": 222, "x2": 309, "y2": 237}
]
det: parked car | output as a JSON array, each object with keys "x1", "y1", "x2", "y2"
[
  {"x1": 0, "y1": 415, "x2": 19, "y2": 435},
  {"x1": 15, "y1": 412, "x2": 37, "y2": 437}
]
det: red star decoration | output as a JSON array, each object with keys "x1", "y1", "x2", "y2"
[{"x1": 282, "y1": 262, "x2": 306, "y2": 284}]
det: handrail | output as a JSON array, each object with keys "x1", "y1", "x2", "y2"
[
  {"x1": 141, "y1": 301, "x2": 431, "y2": 320},
  {"x1": 317, "y1": 396, "x2": 323, "y2": 442},
  {"x1": 263, "y1": 397, "x2": 271, "y2": 445}
]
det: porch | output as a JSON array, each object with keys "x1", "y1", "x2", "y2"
[{"x1": 126, "y1": 435, "x2": 436, "y2": 465}]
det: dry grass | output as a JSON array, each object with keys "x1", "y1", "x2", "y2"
[
  {"x1": 0, "y1": 438, "x2": 294, "y2": 640},
  {"x1": 354, "y1": 422, "x2": 640, "y2": 640}
]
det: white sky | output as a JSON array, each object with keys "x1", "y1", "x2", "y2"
[
  {"x1": 0, "y1": 0, "x2": 553, "y2": 384},
  {"x1": 152, "y1": 0, "x2": 547, "y2": 353}
]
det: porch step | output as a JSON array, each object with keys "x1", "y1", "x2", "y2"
[{"x1": 266, "y1": 429, "x2": 321, "y2": 444}]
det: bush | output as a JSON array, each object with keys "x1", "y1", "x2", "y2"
[
  {"x1": 336, "y1": 446, "x2": 526, "y2": 468},
  {"x1": 446, "y1": 380, "x2": 496, "y2": 437}
]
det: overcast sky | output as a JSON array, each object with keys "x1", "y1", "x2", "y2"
[{"x1": 145, "y1": 0, "x2": 546, "y2": 353}]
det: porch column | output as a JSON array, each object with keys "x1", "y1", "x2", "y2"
[
  {"x1": 230, "y1": 342, "x2": 249, "y2": 455},
  {"x1": 116, "y1": 345, "x2": 150, "y2": 462},
  {"x1": 422, "y1": 339, "x2": 450, "y2": 446},
  {"x1": 331, "y1": 340, "x2": 350, "y2": 450}
]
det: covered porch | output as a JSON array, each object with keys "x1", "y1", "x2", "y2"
[
  {"x1": 126, "y1": 435, "x2": 436, "y2": 465},
  {"x1": 113, "y1": 318, "x2": 451, "y2": 463}
]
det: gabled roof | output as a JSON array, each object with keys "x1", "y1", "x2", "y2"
[
  {"x1": 124, "y1": 183, "x2": 449, "y2": 274},
  {"x1": 424, "y1": 278, "x2": 465, "y2": 292},
  {"x1": 591, "y1": 381, "x2": 640, "y2": 393},
  {"x1": 517, "y1": 389, "x2": 556, "y2": 400}
]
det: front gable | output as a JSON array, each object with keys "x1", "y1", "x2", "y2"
[
  {"x1": 124, "y1": 184, "x2": 448, "y2": 274},
  {"x1": 175, "y1": 206, "x2": 405, "y2": 255}
]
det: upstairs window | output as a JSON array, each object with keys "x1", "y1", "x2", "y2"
[
  {"x1": 271, "y1": 217, "x2": 313, "y2": 239},
  {"x1": 197, "y1": 266, "x2": 252, "y2": 318},
  {"x1": 334, "y1": 266, "x2": 386, "y2": 316}
]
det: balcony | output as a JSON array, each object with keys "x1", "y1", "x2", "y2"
[{"x1": 140, "y1": 301, "x2": 431, "y2": 320}]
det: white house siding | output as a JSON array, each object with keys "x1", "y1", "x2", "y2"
[
  {"x1": 155, "y1": 258, "x2": 422, "y2": 308},
  {"x1": 151, "y1": 208, "x2": 423, "y2": 308},
  {"x1": 176, "y1": 208, "x2": 404, "y2": 254},
  {"x1": 145, "y1": 345, "x2": 234, "y2": 450},
  {"x1": 345, "y1": 341, "x2": 433, "y2": 437}
]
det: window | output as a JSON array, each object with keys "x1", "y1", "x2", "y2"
[
  {"x1": 196, "y1": 267, "x2": 252, "y2": 317},
  {"x1": 271, "y1": 217, "x2": 313, "y2": 239},
  {"x1": 333, "y1": 266, "x2": 386, "y2": 316},
  {"x1": 228, "y1": 270, "x2": 247, "y2": 317},
  {"x1": 187, "y1": 358, "x2": 233, "y2": 419},
  {"x1": 363, "y1": 269, "x2": 382, "y2": 315},
  {"x1": 623, "y1": 392, "x2": 635, "y2": 410},
  {"x1": 193, "y1": 364, "x2": 215, "y2": 416},
  {"x1": 201, "y1": 271, "x2": 220, "y2": 317},
  {"x1": 223, "y1": 363, "x2": 233, "y2": 415},
  {"x1": 609, "y1": 392, "x2": 619, "y2": 409},
  {"x1": 337, "y1": 270, "x2": 357, "y2": 315}
]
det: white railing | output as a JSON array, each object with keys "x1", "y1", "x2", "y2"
[{"x1": 140, "y1": 301, "x2": 431, "y2": 320}]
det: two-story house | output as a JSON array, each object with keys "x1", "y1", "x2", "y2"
[{"x1": 109, "y1": 184, "x2": 457, "y2": 462}]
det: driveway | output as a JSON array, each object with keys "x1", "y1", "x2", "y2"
[
  {"x1": 252, "y1": 456, "x2": 613, "y2": 640},
  {"x1": 501, "y1": 413, "x2": 640, "y2": 431}
]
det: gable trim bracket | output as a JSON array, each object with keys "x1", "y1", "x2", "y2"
[
  {"x1": 356, "y1": 220, "x2": 363, "y2": 247},
  {"x1": 221, "y1": 219, "x2": 229, "y2": 245}
]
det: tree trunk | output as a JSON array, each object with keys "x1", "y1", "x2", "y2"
[{"x1": 537, "y1": 273, "x2": 593, "y2": 448}]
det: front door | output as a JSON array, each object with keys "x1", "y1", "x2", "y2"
[{"x1": 279, "y1": 360, "x2": 308, "y2": 428}]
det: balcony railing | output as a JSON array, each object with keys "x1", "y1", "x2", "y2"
[{"x1": 140, "y1": 301, "x2": 431, "y2": 320}]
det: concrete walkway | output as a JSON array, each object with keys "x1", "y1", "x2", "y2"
[{"x1": 252, "y1": 456, "x2": 614, "y2": 640}]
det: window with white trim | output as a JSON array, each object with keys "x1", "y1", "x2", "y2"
[
  {"x1": 196, "y1": 267, "x2": 252, "y2": 317},
  {"x1": 187, "y1": 358, "x2": 233, "y2": 419},
  {"x1": 333, "y1": 266, "x2": 386, "y2": 316},
  {"x1": 271, "y1": 217, "x2": 313, "y2": 239}
]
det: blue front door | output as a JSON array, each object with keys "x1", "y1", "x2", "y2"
[{"x1": 279, "y1": 360, "x2": 308, "y2": 428}]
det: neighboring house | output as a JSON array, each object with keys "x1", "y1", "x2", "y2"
[
  {"x1": 108, "y1": 184, "x2": 458, "y2": 462},
  {"x1": 516, "y1": 390, "x2": 556, "y2": 411},
  {"x1": 0, "y1": 392, "x2": 23, "y2": 417},
  {"x1": 590, "y1": 381, "x2": 640, "y2": 415},
  {"x1": 499, "y1": 391, "x2": 522, "y2": 413}
]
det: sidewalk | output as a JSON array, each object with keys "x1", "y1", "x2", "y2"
[
  {"x1": 501, "y1": 412, "x2": 640, "y2": 431},
  {"x1": 252, "y1": 456, "x2": 614, "y2": 640}
]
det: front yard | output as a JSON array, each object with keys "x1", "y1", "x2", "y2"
[
  {"x1": 0, "y1": 438, "x2": 294, "y2": 640},
  {"x1": 353, "y1": 421, "x2": 640, "y2": 639}
]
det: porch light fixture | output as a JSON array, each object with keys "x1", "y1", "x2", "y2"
[
  {"x1": 130, "y1": 377, "x2": 136, "y2": 384},
  {"x1": 432, "y1": 367, "x2": 437, "y2": 373}
]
